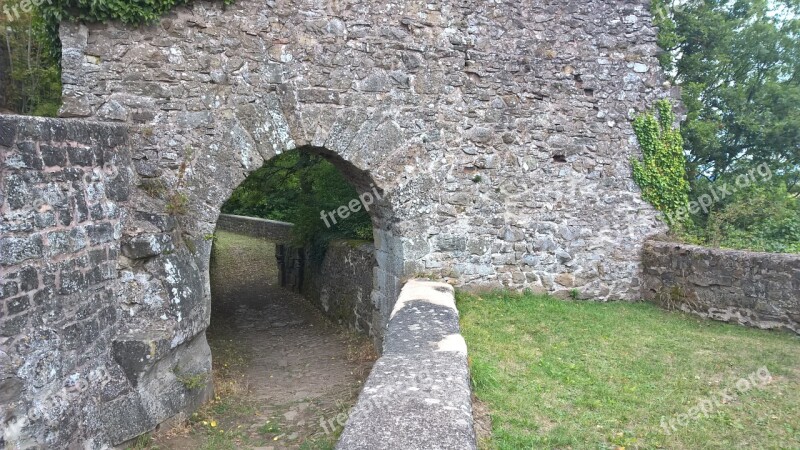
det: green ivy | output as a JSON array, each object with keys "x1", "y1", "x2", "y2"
[
  {"x1": 39, "y1": 0, "x2": 235, "y2": 24},
  {"x1": 37, "y1": 0, "x2": 235, "y2": 57},
  {"x1": 631, "y1": 99, "x2": 690, "y2": 223}
]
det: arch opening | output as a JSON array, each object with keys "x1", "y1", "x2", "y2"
[{"x1": 144, "y1": 145, "x2": 394, "y2": 447}]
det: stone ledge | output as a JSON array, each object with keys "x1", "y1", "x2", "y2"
[
  {"x1": 336, "y1": 280, "x2": 477, "y2": 450},
  {"x1": 642, "y1": 239, "x2": 800, "y2": 335},
  {"x1": 215, "y1": 213, "x2": 294, "y2": 242}
]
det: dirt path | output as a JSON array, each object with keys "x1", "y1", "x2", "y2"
[{"x1": 145, "y1": 231, "x2": 375, "y2": 450}]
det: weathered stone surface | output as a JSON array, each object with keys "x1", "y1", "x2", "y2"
[
  {"x1": 0, "y1": 115, "x2": 207, "y2": 449},
  {"x1": 337, "y1": 280, "x2": 475, "y2": 450},
  {"x1": 1, "y1": 0, "x2": 678, "y2": 446},
  {"x1": 121, "y1": 233, "x2": 174, "y2": 259},
  {"x1": 0, "y1": 116, "x2": 16, "y2": 147},
  {"x1": 301, "y1": 240, "x2": 378, "y2": 342},
  {"x1": 58, "y1": 0, "x2": 668, "y2": 302},
  {"x1": 0, "y1": 235, "x2": 44, "y2": 266},
  {"x1": 642, "y1": 239, "x2": 800, "y2": 334}
]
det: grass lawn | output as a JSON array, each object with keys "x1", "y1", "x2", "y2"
[{"x1": 458, "y1": 291, "x2": 800, "y2": 449}]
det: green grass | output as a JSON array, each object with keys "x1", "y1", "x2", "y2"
[
  {"x1": 458, "y1": 291, "x2": 800, "y2": 449},
  {"x1": 299, "y1": 436, "x2": 337, "y2": 450}
]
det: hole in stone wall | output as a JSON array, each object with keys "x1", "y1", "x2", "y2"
[
  {"x1": 573, "y1": 73, "x2": 583, "y2": 90},
  {"x1": 553, "y1": 154, "x2": 567, "y2": 163}
]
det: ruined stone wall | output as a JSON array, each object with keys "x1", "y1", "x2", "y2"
[
  {"x1": 0, "y1": 1, "x2": 674, "y2": 446},
  {"x1": 0, "y1": 115, "x2": 210, "y2": 448},
  {"x1": 1, "y1": 115, "x2": 216, "y2": 448},
  {"x1": 643, "y1": 240, "x2": 800, "y2": 335},
  {"x1": 1, "y1": 116, "x2": 127, "y2": 447},
  {"x1": 302, "y1": 240, "x2": 377, "y2": 339},
  {"x1": 59, "y1": 0, "x2": 669, "y2": 303}
]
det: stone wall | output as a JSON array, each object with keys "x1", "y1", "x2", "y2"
[
  {"x1": 1, "y1": 115, "x2": 212, "y2": 448},
  {"x1": 1, "y1": 0, "x2": 675, "y2": 446},
  {"x1": 642, "y1": 239, "x2": 800, "y2": 334},
  {"x1": 302, "y1": 240, "x2": 377, "y2": 340},
  {"x1": 215, "y1": 213, "x2": 293, "y2": 242},
  {"x1": 58, "y1": 0, "x2": 670, "y2": 303},
  {"x1": 1, "y1": 115, "x2": 127, "y2": 446},
  {"x1": 337, "y1": 280, "x2": 475, "y2": 450}
]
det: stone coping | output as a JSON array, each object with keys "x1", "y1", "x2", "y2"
[
  {"x1": 336, "y1": 279, "x2": 477, "y2": 449},
  {"x1": 218, "y1": 213, "x2": 295, "y2": 227}
]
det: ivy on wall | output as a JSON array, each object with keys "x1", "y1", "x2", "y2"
[
  {"x1": 37, "y1": 0, "x2": 235, "y2": 56},
  {"x1": 39, "y1": 0, "x2": 233, "y2": 26},
  {"x1": 631, "y1": 100, "x2": 690, "y2": 221}
]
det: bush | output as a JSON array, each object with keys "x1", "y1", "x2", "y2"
[{"x1": 685, "y1": 180, "x2": 800, "y2": 253}]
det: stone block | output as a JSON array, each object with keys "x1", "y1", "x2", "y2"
[
  {"x1": 86, "y1": 222, "x2": 116, "y2": 245},
  {"x1": 0, "y1": 235, "x2": 43, "y2": 266},
  {"x1": 0, "y1": 116, "x2": 17, "y2": 147},
  {"x1": 121, "y1": 233, "x2": 173, "y2": 260}
]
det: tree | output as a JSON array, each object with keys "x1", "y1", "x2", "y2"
[
  {"x1": 657, "y1": 0, "x2": 800, "y2": 192},
  {"x1": 222, "y1": 150, "x2": 373, "y2": 245},
  {"x1": 0, "y1": 1, "x2": 62, "y2": 116},
  {"x1": 650, "y1": 0, "x2": 800, "y2": 253}
]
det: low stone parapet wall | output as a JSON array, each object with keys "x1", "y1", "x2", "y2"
[
  {"x1": 336, "y1": 280, "x2": 477, "y2": 450},
  {"x1": 301, "y1": 240, "x2": 377, "y2": 339},
  {"x1": 642, "y1": 239, "x2": 800, "y2": 334},
  {"x1": 215, "y1": 214, "x2": 294, "y2": 242}
]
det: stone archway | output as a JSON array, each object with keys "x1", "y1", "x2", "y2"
[
  {"x1": 105, "y1": 120, "x2": 406, "y2": 446},
  {"x1": 212, "y1": 143, "x2": 400, "y2": 342},
  {"x1": 3, "y1": 0, "x2": 672, "y2": 446}
]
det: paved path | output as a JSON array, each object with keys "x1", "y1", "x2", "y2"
[{"x1": 154, "y1": 231, "x2": 374, "y2": 449}]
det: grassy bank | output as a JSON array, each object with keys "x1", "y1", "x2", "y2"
[{"x1": 458, "y1": 291, "x2": 800, "y2": 449}]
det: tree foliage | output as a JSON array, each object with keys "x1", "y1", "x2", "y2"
[
  {"x1": 660, "y1": 0, "x2": 800, "y2": 188},
  {"x1": 221, "y1": 150, "x2": 373, "y2": 245},
  {"x1": 631, "y1": 100, "x2": 690, "y2": 220},
  {"x1": 651, "y1": 0, "x2": 800, "y2": 253},
  {"x1": 683, "y1": 178, "x2": 800, "y2": 253},
  {"x1": 0, "y1": 1, "x2": 62, "y2": 116}
]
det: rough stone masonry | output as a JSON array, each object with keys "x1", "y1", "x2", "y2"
[{"x1": 2, "y1": 0, "x2": 670, "y2": 447}]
